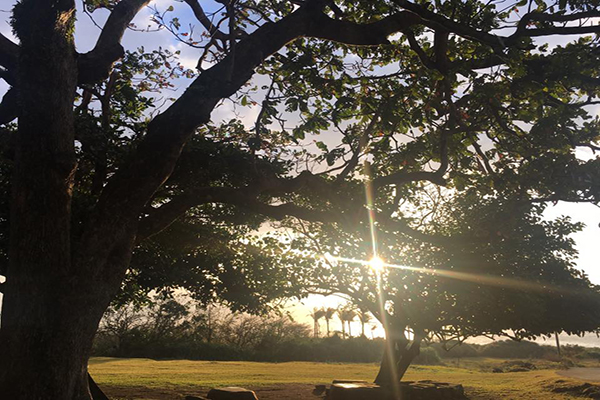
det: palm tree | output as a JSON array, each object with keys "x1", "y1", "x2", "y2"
[
  {"x1": 322, "y1": 307, "x2": 336, "y2": 337},
  {"x1": 357, "y1": 307, "x2": 373, "y2": 337},
  {"x1": 337, "y1": 308, "x2": 346, "y2": 339},
  {"x1": 338, "y1": 306, "x2": 357, "y2": 338},
  {"x1": 309, "y1": 308, "x2": 325, "y2": 338}
]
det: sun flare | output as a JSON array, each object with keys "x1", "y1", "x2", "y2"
[{"x1": 368, "y1": 256, "x2": 385, "y2": 272}]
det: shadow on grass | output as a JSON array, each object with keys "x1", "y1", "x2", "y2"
[{"x1": 89, "y1": 357, "x2": 123, "y2": 365}]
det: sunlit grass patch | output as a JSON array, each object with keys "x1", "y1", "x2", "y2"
[
  {"x1": 89, "y1": 358, "x2": 379, "y2": 388},
  {"x1": 89, "y1": 357, "x2": 595, "y2": 399}
]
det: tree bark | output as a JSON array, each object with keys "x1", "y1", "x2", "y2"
[
  {"x1": 0, "y1": 1, "x2": 108, "y2": 399},
  {"x1": 374, "y1": 330, "x2": 422, "y2": 386},
  {"x1": 374, "y1": 343, "x2": 399, "y2": 386},
  {"x1": 0, "y1": 277, "x2": 114, "y2": 399}
]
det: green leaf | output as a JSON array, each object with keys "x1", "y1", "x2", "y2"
[{"x1": 315, "y1": 141, "x2": 328, "y2": 152}]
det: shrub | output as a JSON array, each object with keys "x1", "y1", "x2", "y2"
[
  {"x1": 478, "y1": 340, "x2": 545, "y2": 359},
  {"x1": 431, "y1": 342, "x2": 479, "y2": 358},
  {"x1": 414, "y1": 346, "x2": 442, "y2": 365}
]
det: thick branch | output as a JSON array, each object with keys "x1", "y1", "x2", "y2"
[
  {"x1": 373, "y1": 170, "x2": 446, "y2": 189},
  {"x1": 307, "y1": 9, "x2": 420, "y2": 45},
  {"x1": 514, "y1": 25, "x2": 600, "y2": 40},
  {"x1": 392, "y1": 0, "x2": 503, "y2": 46},
  {"x1": 138, "y1": 161, "x2": 454, "y2": 246},
  {"x1": 0, "y1": 33, "x2": 19, "y2": 72},
  {"x1": 235, "y1": 200, "x2": 339, "y2": 224},
  {"x1": 137, "y1": 187, "x2": 239, "y2": 241},
  {"x1": 0, "y1": 87, "x2": 18, "y2": 125},
  {"x1": 516, "y1": 10, "x2": 600, "y2": 34},
  {"x1": 78, "y1": 0, "x2": 151, "y2": 84},
  {"x1": 137, "y1": 170, "x2": 336, "y2": 240},
  {"x1": 393, "y1": 0, "x2": 600, "y2": 48}
]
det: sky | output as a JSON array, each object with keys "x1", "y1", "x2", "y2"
[{"x1": 0, "y1": 1, "x2": 599, "y2": 345}]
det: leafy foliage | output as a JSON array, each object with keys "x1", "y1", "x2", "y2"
[{"x1": 3, "y1": 0, "x2": 600, "y2": 389}]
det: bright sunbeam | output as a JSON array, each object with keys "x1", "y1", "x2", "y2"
[
  {"x1": 325, "y1": 254, "x2": 574, "y2": 295},
  {"x1": 369, "y1": 256, "x2": 385, "y2": 273}
]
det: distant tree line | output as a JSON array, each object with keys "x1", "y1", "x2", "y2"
[
  {"x1": 93, "y1": 296, "x2": 600, "y2": 365},
  {"x1": 92, "y1": 296, "x2": 386, "y2": 363}
]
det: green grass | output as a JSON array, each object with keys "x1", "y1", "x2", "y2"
[
  {"x1": 89, "y1": 357, "x2": 378, "y2": 388},
  {"x1": 88, "y1": 357, "x2": 597, "y2": 399}
]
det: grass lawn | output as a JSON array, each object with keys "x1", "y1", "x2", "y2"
[{"x1": 88, "y1": 357, "x2": 599, "y2": 399}]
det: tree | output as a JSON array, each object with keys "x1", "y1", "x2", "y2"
[
  {"x1": 94, "y1": 296, "x2": 311, "y2": 358},
  {"x1": 189, "y1": 304, "x2": 224, "y2": 344},
  {"x1": 1, "y1": 0, "x2": 600, "y2": 399},
  {"x1": 290, "y1": 187, "x2": 600, "y2": 384},
  {"x1": 95, "y1": 302, "x2": 146, "y2": 355},
  {"x1": 337, "y1": 305, "x2": 357, "y2": 338},
  {"x1": 322, "y1": 307, "x2": 337, "y2": 337},
  {"x1": 357, "y1": 306, "x2": 373, "y2": 338},
  {"x1": 309, "y1": 307, "x2": 325, "y2": 338}
]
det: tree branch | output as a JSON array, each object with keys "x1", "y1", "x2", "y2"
[
  {"x1": 78, "y1": 0, "x2": 151, "y2": 84},
  {"x1": 392, "y1": 0, "x2": 503, "y2": 47},
  {"x1": 404, "y1": 30, "x2": 437, "y2": 69},
  {"x1": 137, "y1": 187, "x2": 240, "y2": 241},
  {"x1": 393, "y1": 0, "x2": 600, "y2": 48},
  {"x1": 373, "y1": 170, "x2": 447, "y2": 189},
  {"x1": 137, "y1": 169, "x2": 337, "y2": 241},
  {"x1": 334, "y1": 110, "x2": 380, "y2": 185},
  {"x1": 0, "y1": 87, "x2": 18, "y2": 125},
  {"x1": 516, "y1": 10, "x2": 600, "y2": 35},
  {"x1": 0, "y1": 33, "x2": 19, "y2": 73},
  {"x1": 235, "y1": 199, "x2": 339, "y2": 224},
  {"x1": 84, "y1": 0, "x2": 528, "y2": 269},
  {"x1": 306, "y1": 9, "x2": 421, "y2": 45},
  {"x1": 138, "y1": 160, "x2": 454, "y2": 246},
  {"x1": 513, "y1": 25, "x2": 600, "y2": 40},
  {"x1": 183, "y1": 0, "x2": 229, "y2": 42}
]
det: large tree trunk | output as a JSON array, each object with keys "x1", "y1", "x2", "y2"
[
  {"x1": 0, "y1": 1, "x2": 110, "y2": 398},
  {"x1": 0, "y1": 281, "x2": 112, "y2": 399},
  {"x1": 374, "y1": 330, "x2": 422, "y2": 387},
  {"x1": 374, "y1": 343, "x2": 400, "y2": 386}
]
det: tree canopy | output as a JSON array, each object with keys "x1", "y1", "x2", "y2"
[{"x1": 1, "y1": 0, "x2": 600, "y2": 398}]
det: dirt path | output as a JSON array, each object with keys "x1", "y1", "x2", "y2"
[{"x1": 557, "y1": 368, "x2": 600, "y2": 382}]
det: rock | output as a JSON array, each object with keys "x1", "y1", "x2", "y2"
[
  {"x1": 328, "y1": 382, "x2": 389, "y2": 400},
  {"x1": 408, "y1": 381, "x2": 465, "y2": 400},
  {"x1": 313, "y1": 384, "x2": 327, "y2": 396},
  {"x1": 207, "y1": 387, "x2": 259, "y2": 400},
  {"x1": 326, "y1": 380, "x2": 465, "y2": 400}
]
